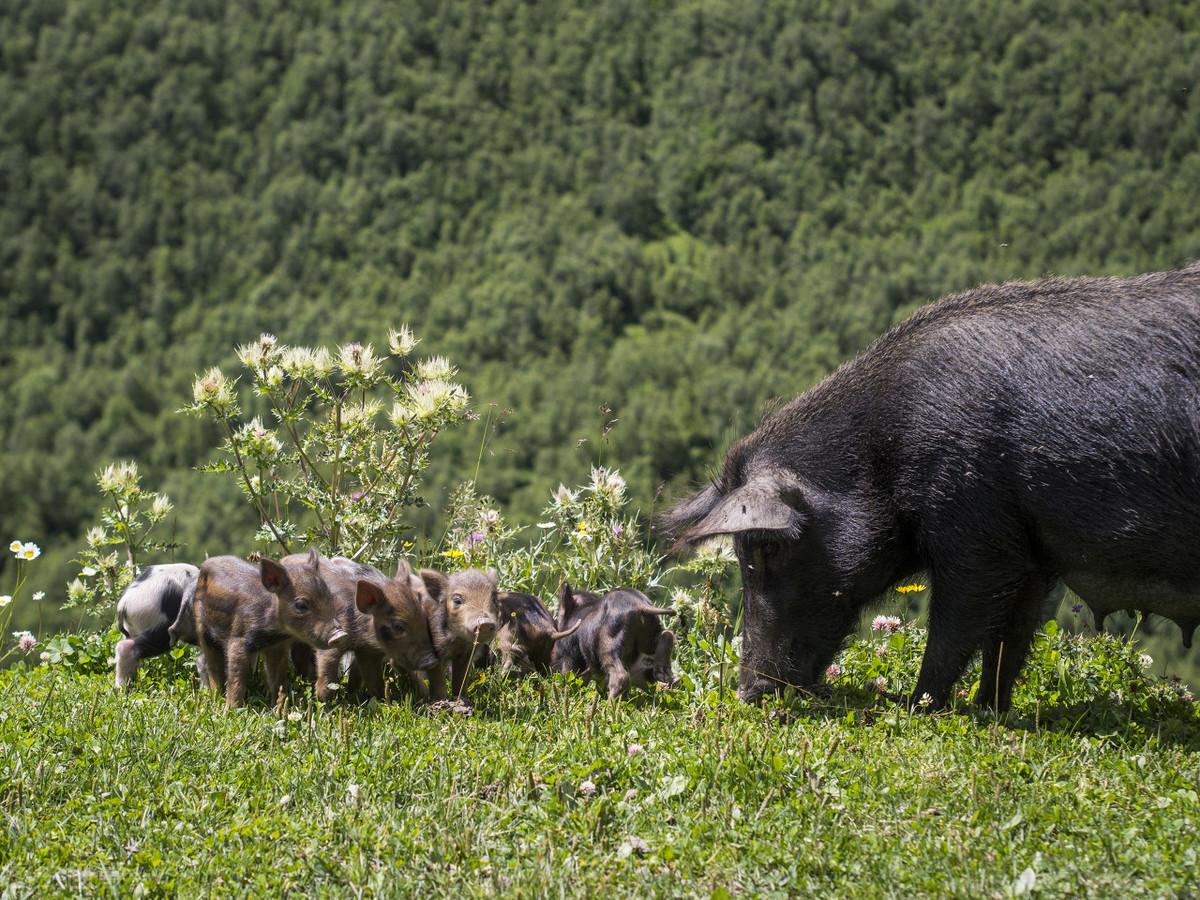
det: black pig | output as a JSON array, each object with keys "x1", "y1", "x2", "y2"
[
  {"x1": 493, "y1": 591, "x2": 580, "y2": 676},
  {"x1": 551, "y1": 583, "x2": 675, "y2": 698},
  {"x1": 665, "y1": 263, "x2": 1200, "y2": 713}
]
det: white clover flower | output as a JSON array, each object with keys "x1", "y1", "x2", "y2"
[
  {"x1": 872, "y1": 676, "x2": 889, "y2": 693},
  {"x1": 192, "y1": 367, "x2": 236, "y2": 412},
  {"x1": 287, "y1": 710, "x2": 302, "y2": 722},
  {"x1": 578, "y1": 780, "x2": 597, "y2": 797},
  {"x1": 627, "y1": 744, "x2": 643, "y2": 758},
  {"x1": 825, "y1": 663, "x2": 842, "y2": 680},
  {"x1": 415, "y1": 356, "x2": 454, "y2": 382},
  {"x1": 552, "y1": 484, "x2": 577, "y2": 508},
  {"x1": 14, "y1": 632, "x2": 35, "y2": 653},
  {"x1": 18, "y1": 542, "x2": 40, "y2": 561},
  {"x1": 346, "y1": 783, "x2": 360, "y2": 802},
  {"x1": 590, "y1": 466, "x2": 626, "y2": 504},
  {"x1": 98, "y1": 461, "x2": 140, "y2": 494},
  {"x1": 151, "y1": 495, "x2": 173, "y2": 519},
  {"x1": 871, "y1": 615, "x2": 903, "y2": 634},
  {"x1": 387, "y1": 325, "x2": 419, "y2": 357},
  {"x1": 338, "y1": 342, "x2": 380, "y2": 378}
]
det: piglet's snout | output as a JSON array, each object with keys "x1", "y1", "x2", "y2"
[
  {"x1": 327, "y1": 627, "x2": 352, "y2": 650},
  {"x1": 472, "y1": 618, "x2": 497, "y2": 642}
]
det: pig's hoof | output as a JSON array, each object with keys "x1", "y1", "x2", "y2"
[{"x1": 428, "y1": 699, "x2": 473, "y2": 717}]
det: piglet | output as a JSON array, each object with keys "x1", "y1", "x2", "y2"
[
  {"x1": 114, "y1": 563, "x2": 199, "y2": 688},
  {"x1": 192, "y1": 549, "x2": 347, "y2": 709},
  {"x1": 551, "y1": 583, "x2": 676, "y2": 699},
  {"x1": 297, "y1": 555, "x2": 439, "y2": 701},
  {"x1": 493, "y1": 591, "x2": 579, "y2": 676},
  {"x1": 419, "y1": 567, "x2": 499, "y2": 701}
]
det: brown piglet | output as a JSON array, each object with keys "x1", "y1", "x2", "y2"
[
  {"x1": 419, "y1": 567, "x2": 499, "y2": 701},
  {"x1": 192, "y1": 549, "x2": 348, "y2": 709},
  {"x1": 296, "y1": 555, "x2": 439, "y2": 701}
]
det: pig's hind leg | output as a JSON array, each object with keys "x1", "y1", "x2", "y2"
[
  {"x1": 653, "y1": 630, "x2": 676, "y2": 686},
  {"x1": 597, "y1": 632, "x2": 630, "y2": 699},
  {"x1": 115, "y1": 623, "x2": 172, "y2": 689},
  {"x1": 262, "y1": 642, "x2": 292, "y2": 706}
]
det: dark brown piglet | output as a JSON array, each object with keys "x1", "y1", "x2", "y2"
[
  {"x1": 299, "y1": 556, "x2": 438, "y2": 701},
  {"x1": 494, "y1": 591, "x2": 579, "y2": 676},
  {"x1": 192, "y1": 549, "x2": 346, "y2": 709},
  {"x1": 419, "y1": 567, "x2": 499, "y2": 700},
  {"x1": 550, "y1": 583, "x2": 675, "y2": 699}
]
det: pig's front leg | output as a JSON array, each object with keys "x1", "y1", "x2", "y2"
[
  {"x1": 262, "y1": 642, "x2": 292, "y2": 705},
  {"x1": 200, "y1": 641, "x2": 226, "y2": 695},
  {"x1": 653, "y1": 630, "x2": 676, "y2": 686},
  {"x1": 314, "y1": 648, "x2": 342, "y2": 702},
  {"x1": 427, "y1": 658, "x2": 450, "y2": 701},
  {"x1": 224, "y1": 639, "x2": 252, "y2": 709},
  {"x1": 353, "y1": 651, "x2": 386, "y2": 699}
]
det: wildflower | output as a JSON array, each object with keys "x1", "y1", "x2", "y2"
[
  {"x1": 0, "y1": 596, "x2": 10, "y2": 608},
  {"x1": 18, "y1": 542, "x2": 40, "y2": 561},
  {"x1": 98, "y1": 460, "x2": 141, "y2": 495},
  {"x1": 871, "y1": 615, "x2": 903, "y2": 634},
  {"x1": 39, "y1": 651, "x2": 50, "y2": 662},
  {"x1": 264, "y1": 366, "x2": 285, "y2": 389},
  {"x1": 1071, "y1": 603, "x2": 1083, "y2": 614},
  {"x1": 341, "y1": 400, "x2": 381, "y2": 429},
  {"x1": 415, "y1": 356, "x2": 454, "y2": 382},
  {"x1": 441, "y1": 548, "x2": 465, "y2": 561},
  {"x1": 68, "y1": 579, "x2": 88, "y2": 603},
  {"x1": 576, "y1": 521, "x2": 590, "y2": 535},
  {"x1": 8, "y1": 541, "x2": 22, "y2": 554},
  {"x1": 872, "y1": 676, "x2": 888, "y2": 693},
  {"x1": 1138, "y1": 653, "x2": 1154, "y2": 670},
  {"x1": 338, "y1": 342, "x2": 380, "y2": 378},
  {"x1": 310, "y1": 346, "x2": 334, "y2": 376},
  {"x1": 236, "y1": 417, "x2": 282, "y2": 457},
  {"x1": 280, "y1": 794, "x2": 292, "y2": 809},
  {"x1": 387, "y1": 325, "x2": 418, "y2": 357},
  {"x1": 590, "y1": 466, "x2": 627, "y2": 505},
  {"x1": 536, "y1": 521, "x2": 556, "y2": 529},
  {"x1": 875, "y1": 645, "x2": 888, "y2": 658},
  {"x1": 579, "y1": 780, "x2": 597, "y2": 797},
  {"x1": 192, "y1": 367, "x2": 237, "y2": 413},
  {"x1": 236, "y1": 334, "x2": 277, "y2": 372},
  {"x1": 85, "y1": 527, "x2": 106, "y2": 548},
  {"x1": 406, "y1": 380, "x2": 469, "y2": 420},
  {"x1": 623, "y1": 788, "x2": 637, "y2": 802},
  {"x1": 552, "y1": 484, "x2": 577, "y2": 508},
  {"x1": 14, "y1": 632, "x2": 35, "y2": 653},
  {"x1": 464, "y1": 531, "x2": 485, "y2": 549},
  {"x1": 281, "y1": 346, "x2": 318, "y2": 378},
  {"x1": 895, "y1": 583, "x2": 927, "y2": 594},
  {"x1": 32, "y1": 591, "x2": 44, "y2": 601},
  {"x1": 627, "y1": 743, "x2": 643, "y2": 758},
  {"x1": 824, "y1": 663, "x2": 842, "y2": 681},
  {"x1": 389, "y1": 401, "x2": 416, "y2": 428},
  {"x1": 80, "y1": 566, "x2": 97, "y2": 577},
  {"x1": 917, "y1": 692, "x2": 933, "y2": 707},
  {"x1": 479, "y1": 509, "x2": 501, "y2": 529},
  {"x1": 150, "y1": 494, "x2": 173, "y2": 519},
  {"x1": 287, "y1": 710, "x2": 302, "y2": 722},
  {"x1": 610, "y1": 522, "x2": 624, "y2": 540}
]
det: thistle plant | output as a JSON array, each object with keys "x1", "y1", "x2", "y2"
[
  {"x1": 182, "y1": 328, "x2": 471, "y2": 567},
  {"x1": 64, "y1": 461, "x2": 181, "y2": 612}
]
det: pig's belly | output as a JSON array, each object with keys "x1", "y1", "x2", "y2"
[{"x1": 1057, "y1": 571, "x2": 1200, "y2": 646}]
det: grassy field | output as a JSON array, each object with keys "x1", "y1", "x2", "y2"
[{"x1": 1, "y1": 626, "x2": 1197, "y2": 898}]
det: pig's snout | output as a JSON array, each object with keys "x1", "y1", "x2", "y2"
[
  {"x1": 418, "y1": 652, "x2": 439, "y2": 671},
  {"x1": 472, "y1": 618, "x2": 497, "y2": 642},
  {"x1": 327, "y1": 627, "x2": 351, "y2": 650}
]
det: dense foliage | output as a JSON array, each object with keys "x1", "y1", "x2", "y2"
[{"x1": 2, "y1": 0, "x2": 1199, "y2": 662}]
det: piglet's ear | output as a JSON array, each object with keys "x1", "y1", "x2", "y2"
[
  {"x1": 672, "y1": 473, "x2": 804, "y2": 546},
  {"x1": 394, "y1": 558, "x2": 413, "y2": 582},
  {"x1": 356, "y1": 580, "x2": 386, "y2": 615},
  {"x1": 306, "y1": 547, "x2": 321, "y2": 569},
  {"x1": 419, "y1": 568, "x2": 449, "y2": 603},
  {"x1": 260, "y1": 558, "x2": 291, "y2": 593},
  {"x1": 557, "y1": 581, "x2": 576, "y2": 622}
]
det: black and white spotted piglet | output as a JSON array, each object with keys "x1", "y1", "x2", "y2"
[{"x1": 114, "y1": 563, "x2": 199, "y2": 688}]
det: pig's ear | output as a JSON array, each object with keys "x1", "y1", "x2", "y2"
[
  {"x1": 671, "y1": 474, "x2": 804, "y2": 546},
  {"x1": 260, "y1": 558, "x2": 291, "y2": 594},
  {"x1": 355, "y1": 580, "x2": 386, "y2": 615},
  {"x1": 306, "y1": 547, "x2": 321, "y2": 569},
  {"x1": 394, "y1": 558, "x2": 413, "y2": 582},
  {"x1": 486, "y1": 568, "x2": 498, "y2": 587},
  {"x1": 419, "y1": 568, "x2": 449, "y2": 602}
]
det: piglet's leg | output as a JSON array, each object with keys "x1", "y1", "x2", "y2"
[
  {"x1": 653, "y1": 630, "x2": 676, "y2": 686},
  {"x1": 225, "y1": 640, "x2": 252, "y2": 709},
  {"x1": 354, "y1": 651, "x2": 386, "y2": 699},
  {"x1": 427, "y1": 658, "x2": 450, "y2": 701},
  {"x1": 314, "y1": 648, "x2": 343, "y2": 702},
  {"x1": 408, "y1": 670, "x2": 430, "y2": 699},
  {"x1": 262, "y1": 642, "x2": 292, "y2": 706},
  {"x1": 200, "y1": 641, "x2": 226, "y2": 695}
]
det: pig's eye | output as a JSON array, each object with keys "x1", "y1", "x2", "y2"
[
  {"x1": 293, "y1": 598, "x2": 310, "y2": 614},
  {"x1": 378, "y1": 624, "x2": 395, "y2": 642},
  {"x1": 452, "y1": 594, "x2": 465, "y2": 607}
]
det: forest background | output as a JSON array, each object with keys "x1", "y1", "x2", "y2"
[{"x1": 2, "y1": 0, "x2": 1200, "y2": 675}]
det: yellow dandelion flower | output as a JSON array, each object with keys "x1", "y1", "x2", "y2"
[{"x1": 895, "y1": 583, "x2": 927, "y2": 594}]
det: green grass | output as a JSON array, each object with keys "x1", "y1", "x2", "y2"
[{"x1": 1, "y1": 627, "x2": 1198, "y2": 897}]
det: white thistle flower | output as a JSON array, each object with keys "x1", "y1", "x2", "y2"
[
  {"x1": 85, "y1": 527, "x2": 106, "y2": 548},
  {"x1": 552, "y1": 484, "x2": 577, "y2": 508},
  {"x1": 97, "y1": 461, "x2": 140, "y2": 494},
  {"x1": 590, "y1": 466, "x2": 626, "y2": 504},
  {"x1": 192, "y1": 367, "x2": 236, "y2": 412},
  {"x1": 338, "y1": 342, "x2": 380, "y2": 378},
  {"x1": 415, "y1": 356, "x2": 454, "y2": 382},
  {"x1": 387, "y1": 325, "x2": 419, "y2": 357},
  {"x1": 281, "y1": 346, "x2": 317, "y2": 378},
  {"x1": 151, "y1": 495, "x2": 173, "y2": 518}
]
